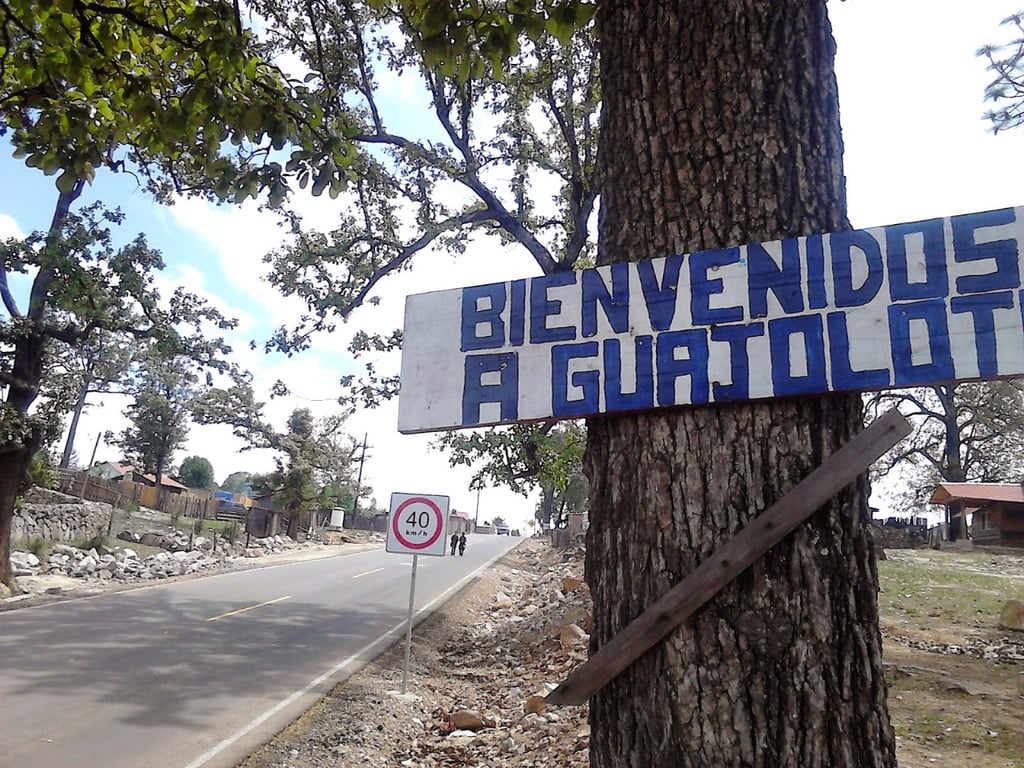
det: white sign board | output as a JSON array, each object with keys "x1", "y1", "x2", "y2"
[
  {"x1": 399, "y1": 206, "x2": 1024, "y2": 434},
  {"x1": 386, "y1": 493, "x2": 449, "y2": 556}
]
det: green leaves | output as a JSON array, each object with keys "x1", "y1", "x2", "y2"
[
  {"x1": 979, "y1": 12, "x2": 1024, "y2": 132},
  {"x1": 433, "y1": 421, "x2": 585, "y2": 497},
  {"x1": 1, "y1": 0, "x2": 351, "y2": 203},
  {"x1": 381, "y1": 0, "x2": 596, "y2": 81}
]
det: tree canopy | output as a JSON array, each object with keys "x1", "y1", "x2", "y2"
[
  {"x1": 251, "y1": 0, "x2": 598, "y2": 361},
  {"x1": 178, "y1": 455, "x2": 216, "y2": 490},
  {"x1": 236, "y1": 0, "x2": 600, "y2": 500},
  {"x1": 115, "y1": 353, "x2": 209, "y2": 492},
  {"x1": 220, "y1": 470, "x2": 254, "y2": 495},
  {"x1": 196, "y1": 383, "x2": 357, "y2": 536},
  {"x1": 980, "y1": 11, "x2": 1024, "y2": 132},
  {"x1": 1, "y1": 0, "x2": 352, "y2": 204},
  {"x1": 1, "y1": 204, "x2": 234, "y2": 458},
  {"x1": 0, "y1": 0, "x2": 348, "y2": 589}
]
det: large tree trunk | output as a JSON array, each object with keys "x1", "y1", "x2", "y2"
[
  {"x1": 586, "y1": 2, "x2": 895, "y2": 766},
  {"x1": 0, "y1": 183, "x2": 84, "y2": 590},
  {"x1": 0, "y1": 445, "x2": 34, "y2": 591}
]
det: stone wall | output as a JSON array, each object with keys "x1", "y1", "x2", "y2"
[
  {"x1": 871, "y1": 522, "x2": 929, "y2": 549},
  {"x1": 12, "y1": 487, "x2": 114, "y2": 545}
]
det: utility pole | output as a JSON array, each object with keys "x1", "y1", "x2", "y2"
[
  {"x1": 88, "y1": 431, "x2": 103, "y2": 468},
  {"x1": 351, "y1": 433, "x2": 370, "y2": 521},
  {"x1": 81, "y1": 431, "x2": 104, "y2": 499},
  {"x1": 472, "y1": 473, "x2": 483, "y2": 527}
]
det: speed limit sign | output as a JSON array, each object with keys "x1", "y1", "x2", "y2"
[{"x1": 386, "y1": 493, "x2": 450, "y2": 556}]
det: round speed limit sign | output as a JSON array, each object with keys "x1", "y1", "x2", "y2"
[{"x1": 386, "y1": 493, "x2": 450, "y2": 556}]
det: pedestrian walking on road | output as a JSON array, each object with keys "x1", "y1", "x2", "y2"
[
  {"x1": 450, "y1": 533, "x2": 459, "y2": 556},
  {"x1": 458, "y1": 532, "x2": 467, "y2": 556}
]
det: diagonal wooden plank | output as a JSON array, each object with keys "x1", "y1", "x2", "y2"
[{"x1": 545, "y1": 408, "x2": 911, "y2": 706}]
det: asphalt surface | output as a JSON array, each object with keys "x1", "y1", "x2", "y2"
[{"x1": 0, "y1": 534, "x2": 521, "y2": 768}]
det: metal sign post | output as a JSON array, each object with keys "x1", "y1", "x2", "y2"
[
  {"x1": 402, "y1": 554, "x2": 419, "y2": 694},
  {"x1": 386, "y1": 492, "x2": 449, "y2": 694}
]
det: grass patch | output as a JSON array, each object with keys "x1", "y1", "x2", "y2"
[
  {"x1": 877, "y1": 551, "x2": 1022, "y2": 627},
  {"x1": 171, "y1": 517, "x2": 240, "y2": 537}
]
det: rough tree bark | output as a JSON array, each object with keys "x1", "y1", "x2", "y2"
[{"x1": 584, "y1": 2, "x2": 895, "y2": 766}]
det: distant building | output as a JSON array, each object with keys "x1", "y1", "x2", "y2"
[
  {"x1": 448, "y1": 509, "x2": 472, "y2": 534},
  {"x1": 89, "y1": 461, "x2": 188, "y2": 494},
  {"x1": 930, "y1": 483, "x2": 1024, "y2": 549}
]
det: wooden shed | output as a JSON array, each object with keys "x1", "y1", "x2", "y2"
[{"x1": 930, "y1": 483, "x2": 1024, "y2": 549}]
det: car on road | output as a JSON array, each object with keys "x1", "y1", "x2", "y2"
[{"x1": 496, "y1": 524, "x2": 510, "y2": 535}]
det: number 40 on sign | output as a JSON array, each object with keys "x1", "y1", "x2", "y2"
[{"x1": 386, "y1": 493, "x2": 450, "y2": 557}]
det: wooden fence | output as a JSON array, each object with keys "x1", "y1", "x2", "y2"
[{"x1": 56, "y1": 469, "x2": 219, "y2": 519}]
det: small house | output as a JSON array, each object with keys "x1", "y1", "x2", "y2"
[
  {"x1": 448, "y1": 509, "x2": 471, "y2": 534},
  {"x1": 930, "y1": 483, "x2": 1024, "y2": 549}
]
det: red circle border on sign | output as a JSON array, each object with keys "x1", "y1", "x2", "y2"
[{"x1": 392, "y1": 497, "x2": 444, "y2": 550}]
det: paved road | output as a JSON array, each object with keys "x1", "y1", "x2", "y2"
[{"x1": 0, "y1": 534, "x2": 520, "y2": 768}]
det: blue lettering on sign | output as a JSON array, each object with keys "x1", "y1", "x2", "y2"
[
  {"x1": 551, "y1": 342, "x2": 599, "y2": 416},
  {"x1": 832, "y1": 229, "x2": 884, "y2": 308},
  {"x1": 826, "y1": 312, "x2": 890, "y2": 390},
  {"x1": 462, "y1": 353, "x2": 519, "y2": 425},
  {"x1": 530, "y1": 272, "x2": 578, "y2": 343},
  {"x1": 710, "y1": 323, "x2": 764, "y2": 401},
  {"x1": 950, "y1": 291, "x2": 1015, "y2": 377},
  {"x1": 509, "y1": 279, "x2": 527, "y2": 346},
  {"x1": 582, "y1": 263, "x2": 630, "y2": 337},
  {"x1": 604, "y1": 336, "x2": 655, "y2": 411},
  {"x1": 886, "y1": 218, "x2": 949, "y2": 301},
  {"x1": 953, "y1": 208, "x2": 1020, "y2": 294},
  {"x1": 638, "y1": 255, "x2": 684, "y2": 331},
  {"x1": 888, "y1": 299, "x2": 954, "y2": 385},
  {"x1": 461, "y1": 284, "x2": 506, "y2": 351},
  {"x1": 418, "y1": 206, "x2": 1024, "y2": 434},
  {"x1": 768, "y1": 315, "x2": 827, "y2": 396},
  {"x1": 806, "y1": 235, "x2": 828, "y2": 310},
  {"x1": 656, "y1": 329, "x2": 710, "y2": 405},
  {"x1": 747, "y1": 238, "x2": 803, "y2": 318},
  {"x1": 690, "y1": 248, "x2": 744, "y2": 325}
]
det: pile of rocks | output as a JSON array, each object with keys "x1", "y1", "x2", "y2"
[
  {"x1": 10, "y1": 533, "x2": 321, "y2": 591},
  {"x1": 241, "y1": 534, "x2": 307, "y2": 557},
  {"x1": 410, "y1": 545, "x2": 593, "y2": 768},
  {"x1": 116, "y1": 528, "x2": 306, "y2": 558},
  {"x1": 116, "y1": 527, "x2": 246, "y2": 556},
  {"x1": 11, "y1": 543, "x2": 225, "y2": 582},
  {"x1": 882, "y1": 627, "x2": 1024, "y2": 663}
]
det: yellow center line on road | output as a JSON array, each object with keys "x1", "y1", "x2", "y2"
[
  {"x1": 352, "y1": 568, "x2": 384, "y2": 579},
  {"x1": 206, "y1": 596, "x2": 292, "y2": 622}
]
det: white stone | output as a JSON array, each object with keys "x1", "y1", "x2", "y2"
[{"x1": 11, "y1": 551, "x2": 40, "y2": 569}]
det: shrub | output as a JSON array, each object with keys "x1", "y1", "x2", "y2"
[
  {"x1": 29, "y1": 450, "x2": 58, "y2": 490},
  {"x1": 222, "y1": 520, "x2": 240, "y2": 544},
  {"x1": 78, "y1": 534, "x2": 107, "y2": 552},
  {"x1": 26, "y1": 537, "x2": 49, "y2": 557},
  {"x1": 193, "y1": 518, "x2": 205, "y2": 535}
]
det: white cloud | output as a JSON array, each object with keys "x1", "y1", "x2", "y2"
[
  {"x1": 0, "y1": 212, "x2": 24, "y2": 239},
  {"x1": 166, "y1": 197, "x2": 307, "y2": 329}
]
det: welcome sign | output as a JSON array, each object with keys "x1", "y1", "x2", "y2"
[{"x1": 398, "y1": 207, "x2": 1024, "y2": 434}]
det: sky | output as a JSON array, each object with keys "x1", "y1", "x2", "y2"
[{"x1": 2, "y1": 1, "x2": 1024, "y2": 529}]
